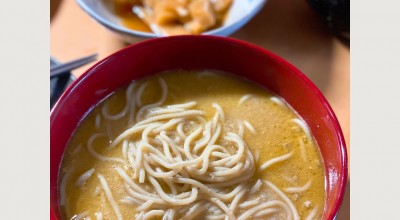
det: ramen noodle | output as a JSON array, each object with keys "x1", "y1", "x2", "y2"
[{"x1": 59, "y1": 70, "x2": 325, "y2": 220}]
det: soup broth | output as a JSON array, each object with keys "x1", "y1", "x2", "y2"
[{"x1": 59, "y1": 71, "x2": 325, "y2": 220}]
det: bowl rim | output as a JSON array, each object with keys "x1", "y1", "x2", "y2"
[
  {"x1": 51, "y1": 35, "x2": 348, "y2": 220},
  {"x1": 75, "y1": 0, "x2": 268, "y2": 38}
]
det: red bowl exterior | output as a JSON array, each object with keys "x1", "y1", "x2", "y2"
[{"x1": 50, "y1": 36, "x2": 347, "y2": 220}]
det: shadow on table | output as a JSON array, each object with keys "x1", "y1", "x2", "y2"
[
  {"x1": 51, "y1": 0, "x2": 64, "y2": 21},
  {"x1": 336, "y1": 181, "x2": 350, "y2": 220}
]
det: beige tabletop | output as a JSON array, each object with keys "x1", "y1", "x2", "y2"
[{"x1": 51, "y1": 0, "x2": 350, "y2": 218}]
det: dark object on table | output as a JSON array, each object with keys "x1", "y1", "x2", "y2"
[
  {"x1": 307, "y1": 0, "x2": 350, "y2": 41},
  {"x1": 50, "y1": 58, "x2": 75, "y2": 109},
  {"x1": 51, "y1": 53, "x2": 97, "y2": 79}
]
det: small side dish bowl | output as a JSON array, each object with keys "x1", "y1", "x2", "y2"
[
  {"x1": 50, "y1": 36, "x2": 347, "y2": 219},
  {"x1": 76, "y1": 0, "x2": 267, "y2": 43}
]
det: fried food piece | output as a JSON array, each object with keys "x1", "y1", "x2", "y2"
[
  {"x1": 186, "y1": 0, "x2": 216, "y2": 34},
  {"x1": 210, "y1": 0, "x2": 232, "y2": 12},
  {"x1": 133, "y1": 0, "x2": 232, "y2": 35}
]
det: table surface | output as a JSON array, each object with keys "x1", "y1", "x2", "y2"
[{"x1": 50, "y1": 0, "x2": 350, "y2": 219}]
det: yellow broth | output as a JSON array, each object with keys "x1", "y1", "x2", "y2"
[
  {"x1": 59, "y1": 70, "x2": 325, "y2": 219},
  {"x1": 112, "y1": 0, "x2": 152, "y2": 33}
]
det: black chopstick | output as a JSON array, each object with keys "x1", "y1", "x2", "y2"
[{"x1": 50, "y1": 53, "x2": 98, "y2": 79}]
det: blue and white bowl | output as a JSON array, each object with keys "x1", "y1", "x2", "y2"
[{"x1": 76, "y1": 0, "x2": 267, "y2": 43}]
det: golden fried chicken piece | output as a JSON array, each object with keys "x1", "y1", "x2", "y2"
[
  {"x1": 210, "y1": 0, "x2": 232, "y2": 12},
  {"x1": 132, "y1": 0, "x2": 232, "y2": 35},
  {"x1": 186, "y1": 0, "x2": 216, "y2": 34}
]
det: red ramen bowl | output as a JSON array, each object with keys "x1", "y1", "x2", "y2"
[{"x1": 50, "y1": 36, "x2": 347, "y2": 219}]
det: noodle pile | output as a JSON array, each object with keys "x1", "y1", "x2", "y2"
[{"x1": 63, "y1": 77, "x2": 318, "y2": 220}]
